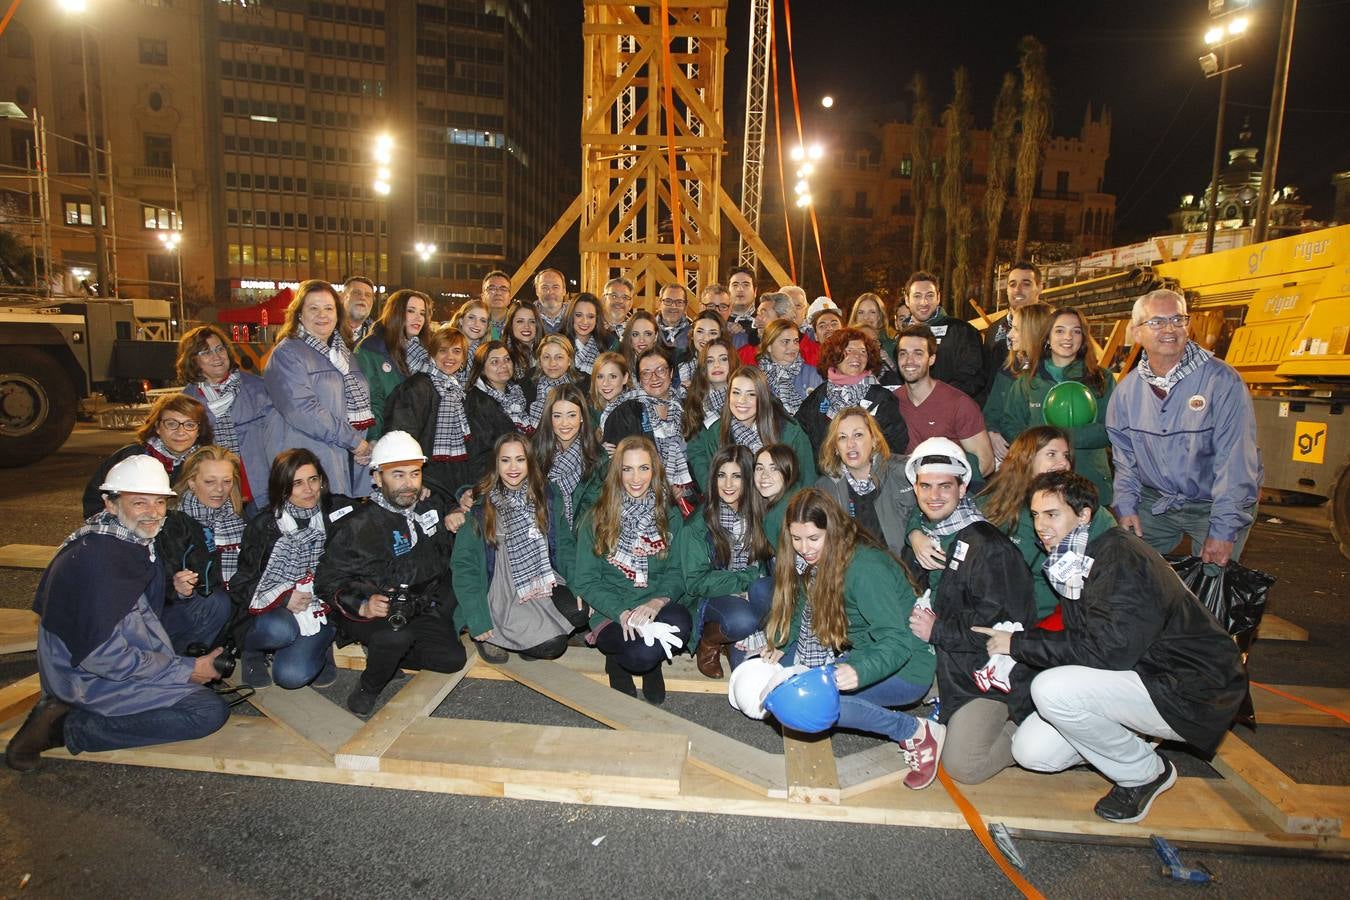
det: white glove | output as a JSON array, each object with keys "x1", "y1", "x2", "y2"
[
  {"x1": 636, "y1": 620, "x2": 682, "y2": 661},
  {"x1": 974, "y1": 621, "x2": 1023, "y2": 693},
  {"x1": 914, "y1": 589, "x2": 933, "y2": 613}
]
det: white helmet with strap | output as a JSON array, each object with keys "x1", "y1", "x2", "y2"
[{"x1": 904, "y1": 436, "x2": 973, "y2": 486}]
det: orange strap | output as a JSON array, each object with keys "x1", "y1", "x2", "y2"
[
  {"x1": 938, "y1": 767, "x2": 1046, "y2": 900},
  {"x1": 1250, "y1": 681, "x2": 1350, "y2": 726},
  {"x1": 0, "y1": 0, "x2": 24, "y2": 40},
  {"x1": 780, "y1": 0, "x2": 830, "y2": 295},
  {"x1": 767, "y1": 6, "x2": 795, "y2": 281},
  {"x1": 658, "y1": 1, "x2": 684, "y2": 285}
]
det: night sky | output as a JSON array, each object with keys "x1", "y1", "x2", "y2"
[{"x1": 556, "y1": 0, "x2": 1350, "y2": 244}]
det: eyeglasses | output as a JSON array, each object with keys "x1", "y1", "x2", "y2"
[
  {"x1": 605, "y1": 292, "x2": 632, "y2": 302},
  {"x1": 195, "y1": 345, "x2": 229, "y2": 358},
  {"x1": 484, "y1": 285, "x2": 511, "y2": 294},
  {"x1": 842, "y1": 346, "x2": 868, "y2": 357},
  {"x1": 660, "y1": 297, "x2": 686, "y2": 306},
  {"x1": 160, "y1": 419, "x2": 200, "y2": 432},
  {"x1": 1140, "y1": 314, "x2": 1190, "y2": 331},
  {"x1": 639, "y1": 366, "x2": 669, "y2": 381}
]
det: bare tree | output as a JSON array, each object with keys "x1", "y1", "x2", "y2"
[
  {"x1": 940, "y1": 67, "x2": 972, "y2": 310},
  {"x1": 909, "y1": 73, "x2": 935, "y2": 275},
  {"x1": 953, "y1": 206, "x2": 974, "y2": 316},
  {"x1": 1013, "y1": 35, "x2": 1051, "y2": 261},
  {"x1": 981, "y1": 72, "x2": 1019, "y2": 305}
]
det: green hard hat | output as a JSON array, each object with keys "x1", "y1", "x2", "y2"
[{"x1": 1043, "y1": 380, "x2": 1098, "y2": 428}]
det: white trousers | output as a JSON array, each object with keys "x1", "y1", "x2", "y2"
[{"x1": 1012, "y1": 666, "x2": 1182, "y2": 787}]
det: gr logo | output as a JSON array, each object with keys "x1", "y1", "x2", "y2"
[{"x1": 1292, "y1": 421, "x2": 1327, "y2": 464}]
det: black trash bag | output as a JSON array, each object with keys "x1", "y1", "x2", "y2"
[{"x1": 1169, "y1": 556, "x2": 1275, "y2": 727}]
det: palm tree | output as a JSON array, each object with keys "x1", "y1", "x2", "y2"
[
  {"x1": 909, "y1": 73, "x2": 935, "y2": 275},
  {"x1": 982, "y1": 72, "x2": 1018, "y2": 305},
  {"x1": 940, "y1": 67, "x2": 972, "y2": 308},
  {"x1": 1014, "y1": 35, "x2": 1051, "y2": 261}
]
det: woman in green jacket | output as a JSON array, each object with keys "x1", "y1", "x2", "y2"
[
  {"x1": 677, "y1": 445, "x2": 774, "y2": 678},
  {"x1": 764, "y1": 489, "x2": 942, "y2": 789},
  {"x1": 532, "y1": 383, "x2": 607, "y2": 534},
  {"x1": 686, "y1": 366, "x2": 817, "y2": 490},
  {"x1": 355, "y1": 289, "x2": 430, "y2": 440},
  {"x1": 573, "y1": 435, "x2": 690, "y2": 704},
  {"x1": 754, "y1": 443, "x2": 803, "y2": 547},
  {"x1": 452, "y1": 432, "x2": 589, "y2": 664},
  {"x1": 998, "y1": 307, "x2": 1116, "y2": 505},
  {"x1": 982, "y1": 303, "x2": 1052, "y2": 462}
]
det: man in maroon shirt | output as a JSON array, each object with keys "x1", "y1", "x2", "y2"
[{"x1": 894, "y1": 325, "x2": 994, "y2": 478}]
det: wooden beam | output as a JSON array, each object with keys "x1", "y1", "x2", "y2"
[
  {"x1": 494, "y1": 655, "x2": 785, "y2": 795},
  {"x1": 716, "y1": 185, "x2": 791, "y2": 286},
  {"x1": 836, "y1": 743, "x2": 909, "y2": 798},
  {"x1": 0, "y1": 608, "x2": 40, "y2": 656},
  {"x1": 1251, "y1": 683, "x2": 1350, "y2": 728},
  {"x1": 1258, "y1": 614, "x2": 1309, "y2": 642},
  {"x1": 1212, "y1": 731, "x2": 1342, "y2": 835},
  {"x1": 0, "y1": 543, "x2": 56, "y2": 570},
  {"x1": 0, "y1": 673, "x2": 41, "y2": 725},
  {"x1": 1097, "y1": 319, "x2": 1126, "y2": 370},
  {"x1": 235, "y1": 682, "x2": 364, "y2": 759},
  {"x1": 783, "y1": 729, "x2": 840, "y2": 805},
  {"x1": 380, "y1": 718, "x2": 688, "y2": 797},
  {"x1": 509, "y1": 192, "x2": 586, "y2": 294}
]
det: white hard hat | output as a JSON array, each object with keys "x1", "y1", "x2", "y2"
[
  {"x1": 99, "y1": 455, "x2": 175, "y2": 496},
  {"x1": 728, "y1": 657, "x2": 781, "y2": 720},
  {"x1": 370, "y1": 430, "x2": 426, "y2": 470},
  {"x1": 806, "y1": 296, "x2": 839, "y2": 321},
  {"x1": 904, "y1": 436, "x2": 973, "y2": 486}
]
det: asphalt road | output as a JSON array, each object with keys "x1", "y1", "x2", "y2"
[{"x1": 0, "y1": 425, "x2": 1347, "y2": 899}]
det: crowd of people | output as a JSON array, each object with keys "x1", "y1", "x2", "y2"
[{"x1": 11, "y1": 262, "x2": 1261, "y2": 825}]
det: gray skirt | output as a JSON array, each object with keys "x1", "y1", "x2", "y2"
[{"x1": 486, "y1": 551, "x2": 571, "y2": 651}]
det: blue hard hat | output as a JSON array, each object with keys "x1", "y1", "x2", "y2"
[{"x1": 764, "y1": 664, "x2": 840, "y2": 733}]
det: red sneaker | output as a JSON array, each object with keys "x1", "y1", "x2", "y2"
[{"x1": 900, "y1": 719, "x2": 946, "y2": 790}]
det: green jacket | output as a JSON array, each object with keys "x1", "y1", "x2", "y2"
[
  {"x1": 674, "y1": 509, "x2": 769, "y2": 646},
  {"x1": 354, "y1": 332, "x2": 407, "y2": 441},
  {"x1": 771, "y1": 545, "x2": 935, "y2": 690},
  {"x1": 763, "y1": 484, "x2": 803, "y2": 549},
  {"x1": 981, "y1": 367, "x2": 1017, "y2": 441},
  {"x1": 451, "y1": 483, "x2": 577, "y2": 637},
  {"x1": 558, "y1": 455, "x2": 609, "y2": 536},
  {"x1": 686, "y1": 419, "x2": 817, "y2": 494},
  {"x1": 998, "y1": 359, "x2": 1116, "y2": 506},
  {"x1": 573, "y1": 504, "x2": 689, "y2": 629}
]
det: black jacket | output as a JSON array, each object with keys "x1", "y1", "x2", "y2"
[
  {"x1": 919, "y1": 520, "x2": 1038, "y2": 724},
  {"x1": 314, "y1": 497, "x2": 458, "y2": 623},
  {"x1": 981, "y1": 318, "x2": 1012, "y2": 405},
  {"x1": 385, "y1": 374, "x2": 477, "y2": 508},
  {"x1": 922, "y1": 312, "x2": 986, "y2": 402},
  {"x1": 796, "y1": 381, "x2": 908, "y2": 461},
  {"x1": 154, "y1": 510, "x2": 221, "y2": 599},
  {"x1": 1010, "y1": 526, "x2": 1246, "y2": 756},
  {"x1": 463, "y1": 379, "x2": 536, "y2": 486},
  {"x1": 228, "y1": 494, "x2": 359, "y2": 615}
]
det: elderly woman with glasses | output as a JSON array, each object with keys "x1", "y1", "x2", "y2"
[{"x1": 81, "y1": 394, "x2": 214, "y2": 519}]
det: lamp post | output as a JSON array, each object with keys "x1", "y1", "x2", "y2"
[
  {"x1": 158, "y1": 230, "x2": 183, "y2": 336},
  {"x1": 1199, "y1": 10, "x2": 1249, "y2": 253},
  {"x1": 414, "y1": 241, "x2": 436, "y2": 288},
  {"x1": 372, "y1": 133, "x2": 393, "y2": 299},
  {"x1": 790, "y1": 141, "x2": 823, "y2": 292},
  {"x1": 59, "y1": 0, "x2": 108, "y2": 296}
]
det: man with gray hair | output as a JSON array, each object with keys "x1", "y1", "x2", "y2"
[
  {"x1": 603, "y1": 276, "x2": 635, "y2": 338},
  {"x1": 738, "y1": 291, "x2": 797, "y2": 364},
  {"x1": 533, "y1": 268, "x2": 569, "y2": 334},
  {"x1": 1105, "y1": 289, "x2": 1261, "y2": 565},
  {"x1": 778, "y1": 284, "x2": 809, "y2": 324}
]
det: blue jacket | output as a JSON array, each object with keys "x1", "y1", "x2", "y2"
[
  {"x1": 264, "y1": 337, "x2": 371, "y2": 497},
  {"x1": 183, "y1": 371, "x2": 279, "y2": 507},
  {"x1": 1106, "y1": 352, "x2": 1261, "y2": 543}
]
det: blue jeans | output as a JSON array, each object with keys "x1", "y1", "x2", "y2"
[
  {"x1": 64, "y1": 687, "x2": 229, "y2": 755},
  {"x1": 160, "y1": 588, "x2": 233, "y2": 654},
  {"x1": 703, "y1": 575, "x2": 773, "y2": 668},
  {"x1": 596, "y1": 602, "x2": 693, "y2": 674},
  {"x1": 244, "y1": 607, "x2": 336, "y2": 689},
  {"x1": 836, "y1": 670, "x2": 931, "y2": 743}
]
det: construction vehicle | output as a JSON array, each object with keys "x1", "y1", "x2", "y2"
[
  {"x1": 0, "y1": 298, "x2": 178, "y2": 468},
  {"x1": 1040, "y1": 224, "x2": 1350, "y2": 558}
]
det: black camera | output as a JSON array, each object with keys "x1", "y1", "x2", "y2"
[
  {"x1": 386, "y1": 583, "x2": 425, "y2": 632},
  {"x1": 186, "y1": 641, "x2": 237, "y2": 679}
]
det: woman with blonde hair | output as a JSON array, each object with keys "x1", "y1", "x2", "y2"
[
  {"x1": 849, "y1": 292, "x2": 896, "y2": 360},
  {"x1": 814, "y1": 407, "x2": 915, "y2": 556},
  {"x1": 983, "y1": 302, "x2": 1053, "y2": 460},
  {"x1": 530, "y1": 333, "x2": 583, "y2": 425},
  {"x1": 756, "y1": 318, "x2": 822, "y2": 415},
  {"x1": 173, "y1": 445, "x2": 247, "y2": 586},
  {"x1": 449, "y1": 298, "x2": 493, "y2": 378},
  {"x1": 589, "y1": 351, "x2": 635, "y2": 434}
]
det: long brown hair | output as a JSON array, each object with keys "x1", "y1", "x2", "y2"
[
  {"x1": 718, "y1": 366, "x2": 787, "y2": 447},
  {"x1": 766, "y1": 489, "x2": 858, "y2": 651},
  {"x1": 276, "y1": 280, "x2": 344, "y2": 342},
  {"x1": 475, "y1": 432, "x2": 549, "y2": 548},
  {"x1": 174, "y1": 444, "x2": 244, "y2": 514},
  {"x1": 592, "y1": 435, "x2": 671, "y2": 558},
  {"x1": 532, "y1": 383, "x2": 600, "y2": 481},
  {"x1": 848, "y1": 292, "x2": 892, "y2": 341},
  {"x1": 619, "y1": 310, "x2": 660, "y2": 379},
  {"x1": 703, "y1": 444, "x2": 773, "y2": 569},
  {"x1": 978, "y1": 425, "x2": 1073, "y2": 529},
  {"x1": 1011, "y1": 302, "x2": 1055, "y2": 378},
  {"x1": 505, "y1": 300, "x2": 540, "y2": 374},
  {"x1": 376, "y1": 289, "x2": 431, "y2": 376},
  {"x1": 468, "y1": 339, "x2": 513, "y2": 389},
  {"x1": 682, "y1": 334, "x2": 740, "y2": 440},
  {"x1": 1048, "y1": 306, "x2": 1107, "y2": 392}
]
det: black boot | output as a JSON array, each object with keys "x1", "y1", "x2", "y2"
[
  {"x1": 605, "y1": 656, "x2": 637, "y2": 697},
  {"x1": 5, "y1": 697, "x2": 70, "y2": 772},
  {"x1": 641, "y1": 664, "x2": 666, "y2": 705}
]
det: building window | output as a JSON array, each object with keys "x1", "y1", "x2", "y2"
[
  {"x1": 62, "y1": 196, "x2": 106, "y2": 226},
  {"x1": 142, "y1": 204, "x2": 178, "y2": 230},
  {"x1": 144, "y1": 133, "x2": 173, "y2": 168},
  {"x1": 147, "y1": 91, "x2": 163, "y2": 112},
  {"x1": 898, "y1": 158, "x2": 913, "y2": 177},
  {"x1": 138, "y1": 37, "x2": 168, "y2": 66},
  {"x1": 1056, "y1": 170, "x2": 1070, "y2": 197}
]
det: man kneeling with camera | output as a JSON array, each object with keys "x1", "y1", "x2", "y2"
[
  {"x1": 7, "y1": 457, "x2": 230, "y2": 772},
  {"x1": 317, "y1": 431, "x2": 467, "y2": 716}
]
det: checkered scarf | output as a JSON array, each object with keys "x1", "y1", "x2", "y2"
[
  {"x1": 718, "y1": 500, "x2": 751, "y2": 571},
  {"x1": 823, "y1": 370, "x2": 879, "y2": 418},
  {"x1": 921, "y1": 496, "x2": 986, "y2": 538},
  {"x1": 539, "y1": 309, "x2": 566, "y2": 333},
  {"x1": 574, "y1": 336, "x2": 600, "y2": 374},
  {"x1": 598, "y1": 388, "x2": 639, "y2": 430},
  {"x1": 298, "y1": 325, "x2": 374, "y2": 429},
  {"x1": 760, "y1": 357, "x2": 807, "y2": 415},
  {"x1": 792, "y1": 554, "x2": 836, "y2": 667},
  {"x1": 196, "y1": 371, "x2": 241, "y2": 453},
  {"x1": 458, "y1": 337, "x2": 485, "y2": 386},
  {"x1": 607, "y1": 491, "x2": 667, "y2": 586},
  {"x1": 703, "y1": 386, "x2": 728, "y2": 428},
  {"x1": 62, "y1": 511, "x2": 157, "y2": 562},
  {"x1": 843, "y1": 454, "x2": 879, "y2": 497},
  {"x1": 429, "y1": 368, "x2": 470, "y2": 461},
  {"x1": 403, "y1": 335, "x2": 433, "y2": 376},
  {"x1": 1043, "y1": 522, "x2": 1093, "y2": 600},
  {"x1": 637, "y1": 390, "x2": 692, "y2": 487},
  {"x1": 659, "y1": 316, "x2": 692, "y2": 346},
  {"x1": 492, "y1": 485, "x2": 557, "y2": 602},
  {"x1": 547, "y1": 438, "x2": 585, "y2": 527},
  {"x1": 178, "y1": 489, "x2": 246, "y2": 583},
  {"x1": 530, "y1": 376, "x2": 572, "y2": 428},
  {"x1": 251, "y1": 502, "x2": 326, "y2": 611},
  {"x1": 1137, "y1": 340, "x2": 1210, "y2": 395},
  {"x1": 730, "y1": 418, "x2": 763, "y2": 452},
  {"x1": 476, "y1": 377, "x2": 533, "y2": 434},
  {"x1": 145, "y1": 437, "x2": 191, "y2": 471}
]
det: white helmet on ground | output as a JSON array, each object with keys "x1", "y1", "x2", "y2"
[
  {"x1": 99, "y1": 455, "x2": 175, "y2": 496},
  {"x1": 728, "y1": 657, "x2": 782, "y2": 720},
  {"x1": 370, "y1": 430, "x2": 426, "y2": 470},
  {"x1": 904, "y1": 436, "x2": 973, "y2": 487}
]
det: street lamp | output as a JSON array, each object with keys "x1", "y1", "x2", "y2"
[
  {"x1": 158, "y1": 230, "x2": 184, "y2": 336},
  {"x1": 60, "y1": 0, "x2": 108, "y2": 296},
  {"x1": 1199, "y1": 9, "x2": 1249, "y2": 253},
  {"x1": 790, "y1": 142, "x2": 823, "y2": 290},
  {"x1": 415, "y1": 242, "x2": 436, "y2": 262},
  {"x1": 371, "y1": 133, "x2": 392, "y2": 297}
]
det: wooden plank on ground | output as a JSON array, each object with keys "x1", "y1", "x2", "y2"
[
  {"x1": 1212, "y1": 731, "x2": 1342, "y2": 835},
  {"x1": 1258, "y1": 614, "x2": 1309, "y2": 642},
  {"x1": 0, "y1": 673, "x2": 42, "y2": 724},
  {"x1": 0, "y1": 608, "x2": 40, "y2": 655},
  {"x1": 1252, "y1": 684, "x2": 1350, "y2": 728},
  {"x1": 836, "y1": 743, "x2": 908, "y2": 798},
  {"x1": 236, "y1": 682, "x2": 364, "y2": 759},
  {"x1": 0, "y1": 544, "x2": 56, "y2": 570},
  {"x1": 495, "y1": 655, "x2": 785, "y2": 795},
  {"x1": 783, "y1": 728, "x2": 840, "y2": 804},
  {"x1": 334, "y1": 644, "x2": 478, "y2": 772},
  {"x1": 381, "y1": 718, "x2": 688, "y2": 796}
]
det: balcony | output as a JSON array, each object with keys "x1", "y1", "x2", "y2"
[{"x1": 133, "y1": 165, "x2": 174, "y2": 180}]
